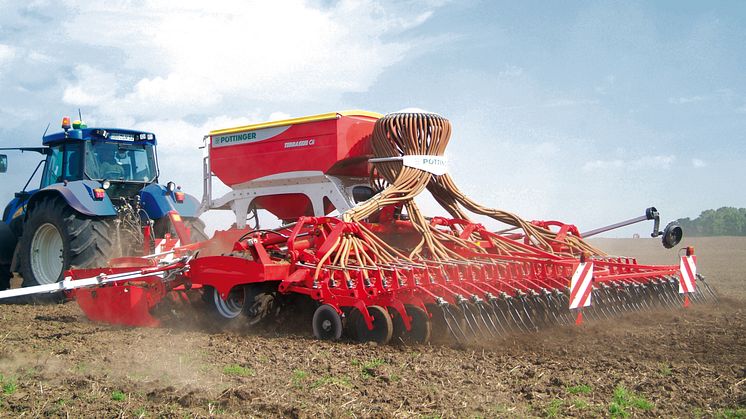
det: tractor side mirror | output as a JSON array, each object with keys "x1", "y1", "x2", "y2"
[{"x1": 0, "y1": 154, "x2": 7, "y2": 173}]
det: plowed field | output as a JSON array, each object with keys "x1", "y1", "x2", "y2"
[{"x1": 0, "y1": 237, "x2": 743, "y2": 417}]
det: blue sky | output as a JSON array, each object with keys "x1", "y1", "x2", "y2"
[{"x1": 1, "y1": 0, "x2": 744, "y2": 236}]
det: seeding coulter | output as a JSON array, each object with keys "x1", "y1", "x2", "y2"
[{"x1": 0, "y1": 111, "x2": 718, "y2": 344}]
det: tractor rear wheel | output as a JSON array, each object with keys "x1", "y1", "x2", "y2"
[
  {"x1": 17, "y1": 196, "x2": 116, "y2": 287},
  {"x1": 0, "y1": 264, "x2": 10, "y2": 291}
]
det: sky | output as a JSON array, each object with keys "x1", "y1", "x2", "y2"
[{"x1": 1, "y1": 0, "x2": 744, "y2": 237}]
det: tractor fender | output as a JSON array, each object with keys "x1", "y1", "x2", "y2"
[
  {"x1": 139, "y1": 184, "x2": 199, "y2": 219},
  {"x1": 27, "y1": 181, "x2": 117, "y2": 217}
]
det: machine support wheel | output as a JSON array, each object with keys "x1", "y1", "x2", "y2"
[
  {"x1": 312, "y1": 304, "x2": 343, "y2": 341},
  {"x1": 204, "y1": 284, "x2": 277, "y2": 327},
  {"x1": 208, "y1": 285, "x2": 247, "y2": 320},
  {"x1": 17, "y1": 195, "x2": 116, "y2": 288},
  {"x1": 354, "y1": 305, "x2": 393, "y2": 344}
]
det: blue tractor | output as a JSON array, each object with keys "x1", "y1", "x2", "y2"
[{"x1": 0, "y1": 117, "x2": 206, "y2": 290}]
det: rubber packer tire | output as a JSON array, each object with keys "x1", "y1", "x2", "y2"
[
  {"x1": 392, "y1": 305, "x2": 432, "y2": 345},
  {"x1": 312, "y1": 304, "x2": 343, "y2": 341},
  {"x1": 18, "y1": 195, "x2": 116, "y2": 287},
  {"x1": 354, "y1": 305, "x2": 393, "y2": 344}
]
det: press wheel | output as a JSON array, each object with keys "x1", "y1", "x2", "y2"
[{"x1": 354, "y1": 305, "x2": 393, "y2": 344}]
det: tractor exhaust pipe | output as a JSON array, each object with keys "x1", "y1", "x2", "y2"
[{"x1": 581, "y1": 207, "x2": 683, "y2": 249}]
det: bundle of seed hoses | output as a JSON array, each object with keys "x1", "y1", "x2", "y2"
[{"x1": 321, "y1": 112, "x2": 602, "y2": 274}]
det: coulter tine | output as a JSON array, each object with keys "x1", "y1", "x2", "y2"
[
  {"x1": 485, "y1": 297, "x2": 509, "y2": 334},
  {"x1": 698, "y1": 275, "x2": 719, "y2": 301},
  {"x1": 440, "y1": 304, "x2": 469, "y2": 342},
  {"x1": 492, "y1": 298, "x2": 518, "y2": 332},
  {"x1": 458, "y1": 301, "x2": 484, "y2": 338},
  {"x1": 542, "y1": 293, "x2": 563, "y2": 325},
  {"x1": 517, "y1": 295, "x2": 538, "y2": 332},
  {"x1": 593, "y1": 289, "x2": 612, "y2": 319},
  {"x1": 529, "y1": 293, "x2": 549, "y2": 328},
  {"x1": 473, "y1": 301, "x2": 500, "y2": 336},
  {"x1": 506, "y1": 297, "x2": 531, "y2": 332}
]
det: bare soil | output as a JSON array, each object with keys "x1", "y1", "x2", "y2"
[{"x1": 0, "y1": 237, "x2": 743, "y2": 418}]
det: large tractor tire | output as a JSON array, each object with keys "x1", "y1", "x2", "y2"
[
  {"x1": 0, "y1": 264, "x2": 11, "y2": 291},
  {"x1": 17, "y1": 196, "x2": 117, "y2": 287}
]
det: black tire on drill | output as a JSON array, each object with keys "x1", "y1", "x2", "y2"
[{"x1": 17, "y1": 195, "x2": 117, "y2": 288}]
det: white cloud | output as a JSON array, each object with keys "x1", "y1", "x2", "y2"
[
  {"x1": 62, "y1": 65, "x2": 120, "y2": 106},
  {"x1": 268, "y1": 112, "x2": 291, "y2": 121},
  {"x1": 0, "y1": 44, "x2": 15, "y2": 71},
  {"x1": 668, "y1": 95, "x2": 705, "y2": 105},
  {"x1": 692, "y1": 158, "x2": 707, "y2": 168},
  {"x1": 544, "y1": 98, "x2": 599, "y2": 108},
  {"x1": 57, "y1": 0, "x2": 437, "y2": 120},
  {"x1": 498, "y1": 65, "x2": 523, "y2": 77},
  {"x1": 582, "y1": 155, "x2": 676, "y2": 172}
]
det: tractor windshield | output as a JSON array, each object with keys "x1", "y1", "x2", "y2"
[{"x1": 86, "y1": 141, "x2": 157, "y2": 182}]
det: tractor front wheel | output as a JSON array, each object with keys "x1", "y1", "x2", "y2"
[{"x1": 17, "y1": 196, "x2": 116, "y2": 287}]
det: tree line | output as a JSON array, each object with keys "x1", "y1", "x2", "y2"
[{"x1": 676, "y1": 207, "x2": 746, "y2": 236}]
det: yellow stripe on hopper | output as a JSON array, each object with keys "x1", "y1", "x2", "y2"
[{"x1": 209, "y1": 110, "x2": 383, "y2": 136}]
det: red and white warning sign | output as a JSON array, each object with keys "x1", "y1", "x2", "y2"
[
  {"x1": 679, "y1": 255, "x2": 697, "y2": 294},
  {"x1": 569, "y1": 261, "x2": 594, "y2": 310}
]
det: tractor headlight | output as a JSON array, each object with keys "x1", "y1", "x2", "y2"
[
  {"x1": 101, "y1": 180, "x2": 111, "y2": 190},
  {"x1": 166, "y1": 181, "x2": 176, "y2": 192}
]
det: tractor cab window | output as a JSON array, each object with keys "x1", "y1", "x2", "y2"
[
  {"x1": 86, "y1": 141, "x2": 157, "y2": 182},
  {"x1": 41, "y1": 143, "x2": 84, "y2": 187}
]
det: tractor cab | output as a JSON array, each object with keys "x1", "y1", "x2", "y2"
[{"x1": 41, "y1": 119, "x2": 159, "y2": 189}]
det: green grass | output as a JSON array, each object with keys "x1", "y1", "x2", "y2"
[
  {"x1": 222, "y1": 364, "x2": 255, "y2": 377},
  {"x1": 544, "y1": 399, "x2": 563, "y2": 417},
  {"x1": 658, "y1": 363, "x2": 672, "y2": 376},
  {"x1": 715, "y1": 408, "x2": 746, "y2": 419},
  {"x1": 133, "y1": 407, "x2": 147, "y2": 418},
  {"x1": 360, "y1": 358, "x2": 386, "y2": 378},
  {"x1": 111, "y1": 390, "x2": 126, "y2": 402},
  {"x1": 567, "y1": 384, "x2": 592, "y2": 395},
  {"x1": 291, "y1": 369, "x2": 308, "y2": 388},
  {"x1": 609, "y1": 385, "x2": 654, "y2": 417},
  {"x1": 572, "y1": 398, "x2": 590, "y2": 410},
  {"x1": 311, "y1": 375, "x2": 352, "y2": 389},
  {"x1": 0, "y1": 375, "x2": 16, "y2": 396}
]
